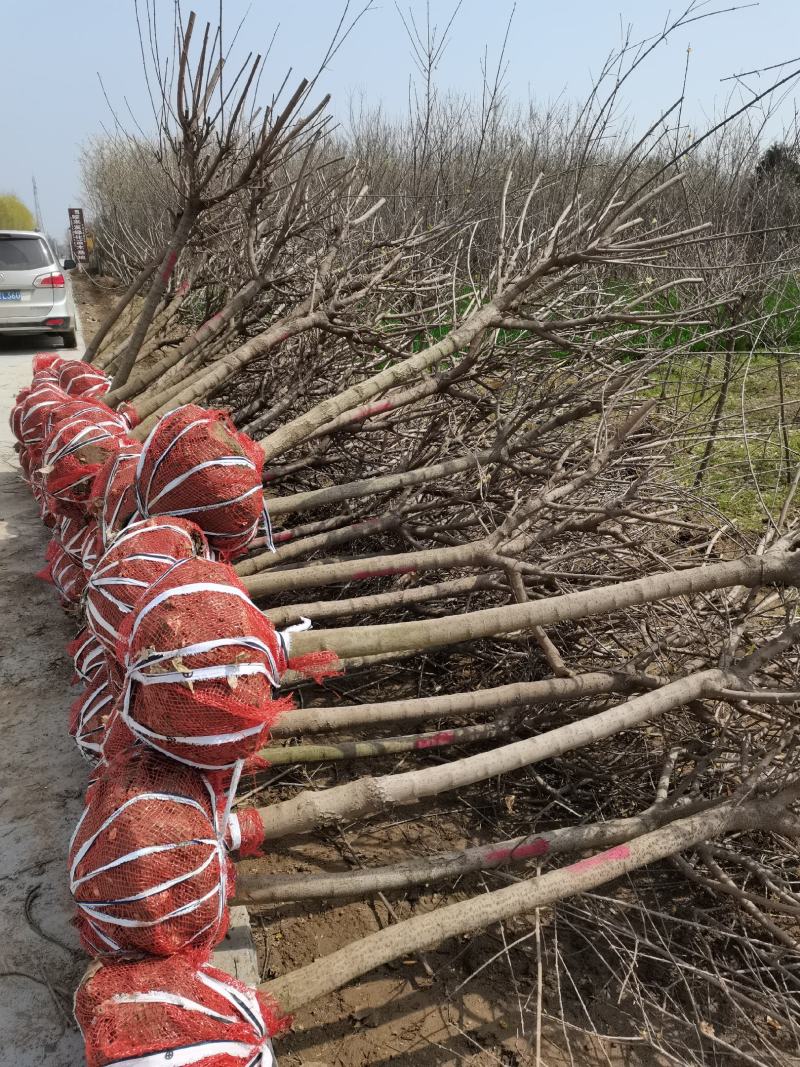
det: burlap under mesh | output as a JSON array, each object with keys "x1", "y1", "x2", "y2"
[
  {"x1": 86, "y1": 516, "x2": 210, "y2": 653},
  {"x1": 57, "y1": 360, "x2": 110, "y2": 399},
  {"x1": 88, "y1": 446, "x2": 143, "y2": 555},
  {"x1": 69, "y1": 748, "x2": 235, "y2": 957},
  {"x1": 116, "y1": 556, "x2": 291, "y2": 769},
  {"x1": 136, "y1": 405, "x2": 267, "y2": 558},
  {"x1": 40, "y1": 412, "x2": 131, "y2": 519},
  {"x1": 75, "y1": 953, "x2": 285, "y2": 1066}
]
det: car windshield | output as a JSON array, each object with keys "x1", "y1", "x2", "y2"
[{"x1": 0, "y1": 237, "x2": 51, "y2": 270}]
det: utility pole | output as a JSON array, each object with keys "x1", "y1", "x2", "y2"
[{"x1": 31, "y1": 175, "x2": 43, "y2": 232}]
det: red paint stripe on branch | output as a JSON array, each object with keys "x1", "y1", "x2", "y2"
[
  {"x1": 160, "y1": 250, "x2": 178, "y2": 285},
  {"x1": 568, "y1": 843, "x2": 631, "y2": 874},
  {"x1": 414, "y1": 730, "x2": 455, "y2": 749},
  {"x1": 484, "y1": 838, "x2": 550, "y2": 864},
  {"x1": 350, "y1": 566, "x2": 417, "y2": 581}
]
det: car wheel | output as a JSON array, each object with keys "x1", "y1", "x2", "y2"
[{"x1": 62, "y1": 330, "x2": 78, "y2": 349}]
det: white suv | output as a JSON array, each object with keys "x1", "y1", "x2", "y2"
[{"x1": 0, "y1": 230, "x2": 78, "y2": 348}]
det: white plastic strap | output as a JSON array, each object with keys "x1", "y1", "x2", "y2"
[{"x1": 95, "y1": 1042, "x2": 274, "y2": 1067}]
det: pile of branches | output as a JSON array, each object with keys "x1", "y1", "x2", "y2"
[{"x1": 21, "y1": 4, "x2": 800, "y2": 1063}]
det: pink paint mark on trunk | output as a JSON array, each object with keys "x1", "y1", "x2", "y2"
[
  {"x1": 274, "y1": 530, "x2": 294, "y2": 543},
  {"x1": 161, "y1": 250, "x2": 178, "y2": 285},
  {"x1": 350, "y1": 565, "x2": 417, "y2": 581},
  {"x1": 414, "y1": 730, "x2": 455, "y2": 749},
  {"x1": 568, "y1": 843, "x2": 631, "y2": 874},
  {"x1": 484, "y1": 838, "x2": 550, "y2": 864},
  {"x1": 350, "y1": 400, "x2": 393, "y2": 424},
  {"x1": 177, "y1": 279, "x2": 191, "y2": 296}
]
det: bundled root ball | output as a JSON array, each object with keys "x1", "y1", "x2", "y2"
[
  {"x1": 136, "y1": 405, "x2": 268, "y2": 558},
  {"x1": 75, "y1": 953, "x2": 284, "y2": 1066},
  {"x1": 69, "y1": 669, "x2": 118, "y2": 764},
  {"x1": 88, "y1": 446, "x2": 143, "y2": 556},
  {"x1": 68, "y1": 749, "x2": 236, "y2": 957},
  {"x1": 57, "y1": 361, "x2": 110, "y2": 399},
  {"x1": 117, "y1": 556, "x2": 291, "y2": 769},
  {"x1": 40, "y1": 412, "x2": 131, "y2": 519},
  {"x1": 39, "y1": 542, "x2": 87, "y2": 608},
  {"x1": 86, "y1": 516, "x2": 210, "y2": 652},
  {"x1": 68, "y1": 629, "x2": 107, "y2": 685}
]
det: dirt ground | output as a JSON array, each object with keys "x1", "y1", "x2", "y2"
[{"x1": 70, "y1": 271, "x2": 122, "y2": 341}]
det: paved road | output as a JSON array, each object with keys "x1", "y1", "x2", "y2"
[{"x1": 0, "y1": 329, "x2": 88, "y2": 1065}]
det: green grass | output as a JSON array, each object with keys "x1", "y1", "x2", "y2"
[{"x1": 652, "y1": 351, "x2": 800, "y2": 530}]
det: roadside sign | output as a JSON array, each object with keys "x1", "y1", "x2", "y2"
[{"x1": 68, "y1": 207, "x2": 88, "y2": 263}]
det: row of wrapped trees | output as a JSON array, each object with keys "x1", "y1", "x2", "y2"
[{"x1": 35, "y1": 3, "x2": 800, "y2": 1062}]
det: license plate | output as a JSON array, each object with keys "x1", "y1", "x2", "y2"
[{"x1": 0, "y1": 290, "x2": 21, "y2": 301}]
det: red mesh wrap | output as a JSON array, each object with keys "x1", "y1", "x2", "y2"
[
  {"x1": 75, "y1": 954, "x2": 286, "y2": 1066},
  {"x1": 68, "y1": 749, "x2": 234, "y2": 957},
  {"x1": 57, "y1": 360, "x2": 110, "y2": 399},
  {"x1": 117, "y1": 401, "x2": 140, "y2": 429},
  {"x1": 80, "y1": 518, "x2": 101, "y2": 573},
  {"x1": 43, "y1": 544, "x2": 87, "y2": 607},
  {"x1": 32, "y1": 352, "x2": 69, "y2": 378},
  {"x1": 69, "y1": 629, "x2": 107, "y2": 685},
  {"x1": 18, "y1": 383, "x2": 69, "y2": 447},
  {"x1": 286, "y1": 650, "x2": 341, "y2": 684},
  {"x1": 89, "y1": 447, "x2": 142, "y2": 554},
  {"x1": 86, "y1": 516, "x2": 210, "y2": 653},
  {"x1": 41, "y1": 396, "x2": 127, "y2": 441},
  {"x1": 18, "y1": 443, "x2": 35, "y2": 482},
  {"x1": 136, "y1": 405, "x2": 266, "y2": 558},
  {"x1": 69, "y1": 670, "x2": 117, "y2": 765},
  {"x1": 31, "y1": 478, "x2": 57, "y2": 526},
  {"x1": 116, "y1": 556, "x2": 291, "y2": 769},
  {"x1": 229, "y1": 806, "x2": 266, "y2": 857},
  {"x1": 40, "y1": 412, "x2": 131, "y2": 519},
  {"x1": 99, "y1": 697, "x2": 138, "y2": 764},
  {"x1": 56, "y1": 514, "x2": 90, "y2": 565},
  {"x1": 10, "y1": 386, "x2": 32, "y2": 441}
]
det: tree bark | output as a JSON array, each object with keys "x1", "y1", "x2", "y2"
[
  {"x1": 82, "y1": 260, "x2": 158, "y2": 365},
  {"x1": 262, "y1": 574, "x2": 501, "y2": 629},
  {"x1": 110, "y1": 206, "x2": 197, "y2": 390},
  {"x1": 257, "y1": 670, "x2": 733, "y2": 840},
  {"x1": 260, "y1": 797, "x2": 775, "y2": 1014},
  {"x1": 235, "y1": 796, "x2": 715, "y2": 904},
  {"x1": 270, "y1": 671, "x2": 629, "y2": 736},
  {"x1": 258, "y1": 717, "x2": 513, "y2": 766},
  {"x1": 285, "y1": 550, "x2": 800, "y2": 661},
  {"x1": 108, "y1": 275, "x2": 266, "y2": 405},
  {"x1": 131, "y1": 308, "x2": 330, "y2": 437}
]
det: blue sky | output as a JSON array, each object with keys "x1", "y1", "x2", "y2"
[{"x1": 2, "y1": 1, "x2": 799, "y2": 239}]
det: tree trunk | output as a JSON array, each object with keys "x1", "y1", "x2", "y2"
[
  {"x1": 286, "y1": 549, "x2": 800, "y2": 661},
  {"x1": 82, "y1": 260, "x2": 158, "y2": 365},
  {"x1": 130, "y1": 307, "x2": 329, "y2": 437},
  {"x1": 256, "y1": 670, "x2": 733, "y2": 841},
  {"x1": 110, "y1": 206, "x2": 197, "y2": 390},
  {"x1": 235, "y1": 795, "x2": 715, "y2": 904},
  {"x1": 270, "y1": 671, "x2": 629, "y2": 736},
  {"x1": 109, "y1": 275, "x2": 267, "y2": 406},
  {"x1": 260, "y1": 797, "x2": 772, "y2": 1014},
  {"x1": 258, "y1": 717, "x2": 514, "y2": 765}
]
